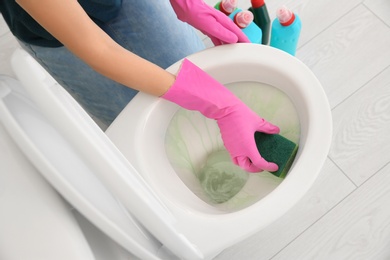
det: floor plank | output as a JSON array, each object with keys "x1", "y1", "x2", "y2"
[
  {"x1": 364, "y1": 0, "x2": 390, "y2": 27},
  {"x1": 273, "y1": 162, "x2": 390, "y2": 260},
  {"x1": 329, "y1": 66, "x2": 390, "y2": 186},
  {"x1": 215, "y1": 159, "x2": 356, "y2": 260},
  {"x1": 296, "y1": 4, "x2": 390, "y2": 108}
]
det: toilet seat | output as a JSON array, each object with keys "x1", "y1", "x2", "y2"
[{"x1": 3, "y1": 45, "x2": 332, "y2": 260}]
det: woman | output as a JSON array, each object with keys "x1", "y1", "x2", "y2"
[{"x1": 0, "y1": 0, "x2": 280, "y2": 173}]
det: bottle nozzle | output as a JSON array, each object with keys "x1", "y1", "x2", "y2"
[
  {"x1": 276, "y1": 5, "x2": 295, "y2": 26},
  {"x1": 220, "y1": 0, "x2": 238, "y2": 15},
  {"x1": 234, "y1": 11, "x2": 254, "y2": 29}
]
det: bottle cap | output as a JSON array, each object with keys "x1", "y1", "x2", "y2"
[
  {"x1": 234, "y1": 11, "x2": 254, "y2": 29},
  {"x1": 276, "y1": 5, "x2": 295, "y2": 26},
  {"x1": 220, "y1": 0, "x2": 238, "y2": 15},
  {"x1": 251, "y1": 0, "x2": 265, "y2": 9}
]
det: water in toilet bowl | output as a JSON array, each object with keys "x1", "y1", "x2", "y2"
[
  {"x1": 198, "y1": 150, "x2": 249, "y2": 204},
  {"x1": 165, "y1": 81, "x2": 300, "y2": 212}
]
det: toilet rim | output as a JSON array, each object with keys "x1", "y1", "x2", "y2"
[
  {"x1": 108, "y1": 43, "x2": 332, "y2": 215},
  {"x1": 106, "y1": 43, "x2": 332, "y2": 257}
]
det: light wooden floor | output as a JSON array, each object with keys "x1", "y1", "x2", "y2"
[{"x1": 1, "y1": 0, "x2": 390, "y2": 259}]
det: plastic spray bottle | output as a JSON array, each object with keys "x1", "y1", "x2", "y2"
[
  {"x1": 270, "y1": 5, "x2": 302, "y2": 56},
  {"x1": 214, "y1": 0, "x2": 238, "y2": 15},
  {"x1": 249, "y1": 0, "x2": 271, "y2": 45}
]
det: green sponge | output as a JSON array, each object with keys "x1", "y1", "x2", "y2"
[{"x1": 254, "y1": 132, "x2": 298, "y2": 178}]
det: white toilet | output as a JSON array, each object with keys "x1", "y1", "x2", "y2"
[{"x1": 0, "y1": 45, "x2": 332, "y2": 260}]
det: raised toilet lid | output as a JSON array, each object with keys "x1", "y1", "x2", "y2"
[{"x1": 2, "y1": 49, "x2": 204, "y2": 260}]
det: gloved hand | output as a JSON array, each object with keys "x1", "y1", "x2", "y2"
[
  {"x1": 162, "y1": 59, "x2": 280, "y2": 173},
  {"x1": 169, "y1": 0, "x2": 250, "y2": 46}
]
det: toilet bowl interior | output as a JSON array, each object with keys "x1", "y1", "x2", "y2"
[
  {"x1": 165, "y1": 81, "x2": 300, "y2": 211},
  {"x1": 132, "y1": 57, "x2": 313, "y2": 214}
]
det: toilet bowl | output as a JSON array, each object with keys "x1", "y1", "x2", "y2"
[
  {"x1": 107, "y1": 44, "x2": 332, "y2": 258},
  {"x1": 2, "y1": 45, "x2": 332, "y2": 260}
]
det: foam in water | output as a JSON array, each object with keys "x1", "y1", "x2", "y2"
[{"x1": 165, "y1": 81, "x2": 300, "y2": 211}]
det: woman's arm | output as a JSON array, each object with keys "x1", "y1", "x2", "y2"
[{"x1": 16, "y1": 0, "x2": 175, "y2": 96}]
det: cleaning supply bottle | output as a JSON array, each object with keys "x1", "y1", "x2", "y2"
[
  {"x1": 233, "y1": 10, "x2": 254, "y2": 29},
  {"x1": 249, "y1": 0, "x2": 271, "y2": 45},
  {"x1": 214, "y1": 1, "x2": 262, "y2": 44},
  {"x1": 228, "y1": 9, "x2": 262, "y2": 44},
  {"x1": 214, "y1": 0, "x2": 237, "y2": 15},
  {"x1": 270, "y1": 5, "x2": 302, "y2": 56}
]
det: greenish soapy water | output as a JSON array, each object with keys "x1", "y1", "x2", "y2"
[
  {"x1": 198, "y1": 150, "x2": 248, "y2": 204},
  {"x1": 165, "y1": 82, "x2": 300, "y2": 211}
]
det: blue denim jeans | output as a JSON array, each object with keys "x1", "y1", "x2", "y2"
[{"x1": 20, "y1": 0, "x2": 205, "y2": 129}]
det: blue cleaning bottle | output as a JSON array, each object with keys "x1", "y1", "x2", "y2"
[
  {"x1": 228, "y1": 9, "x2": 262, "y2": 44},
  {"x1": 270, "y1": 5, "x2": 302, "y2": 56}
]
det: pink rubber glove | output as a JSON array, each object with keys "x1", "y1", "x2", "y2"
[
  {"x1": 169, "y1": 0, "x2": 250, "y2": 46},
  {"x1": 162, "y1": 59, "x2": 280, "y2": 173}
]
